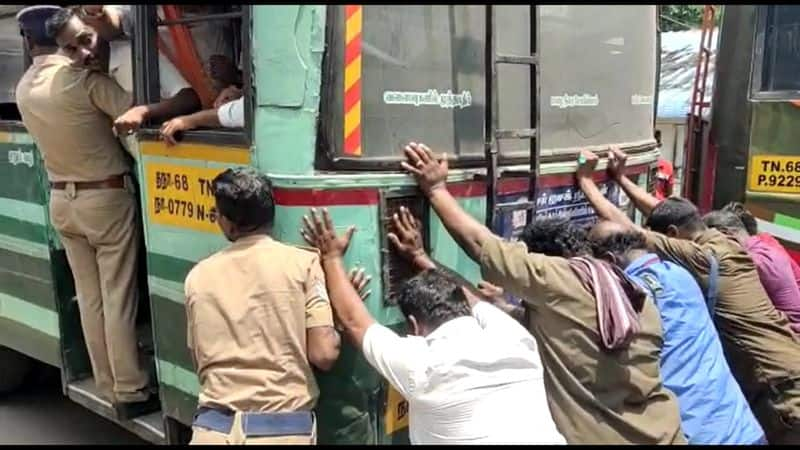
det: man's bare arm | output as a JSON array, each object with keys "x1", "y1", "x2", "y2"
[
  {"x1": 576, "y1": 150, "x2": 635, "y2": 228},
  {"x1": 302, "y1": 209, "x2": 376, "y2": 349},
  {"x1": 115, "y1": 88, "x2": 202, "y2": 135},
  {"x1": 402, "y1": 143, "x2": 494, "y2": 262},
  {"x1": 79, "y1": 5, "x2": 126, "y2": 41},
  {"x1": 608, "y1": 147, "x2": 660, "y2": 216}
]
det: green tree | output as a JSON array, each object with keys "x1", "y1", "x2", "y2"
[{"x1": 659, "y1": 5, "x2": 722, "y2": 32}]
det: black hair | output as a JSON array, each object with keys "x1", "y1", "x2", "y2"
[
  {"x1": 721, "y1": 202, "x2": 758, "y2": 236},
  {"x1": 44, "y1": 7, "x2": 74, "y2": 40},
  {"x1": 590, "y1": 229, "x2": 648, "y2": 258},
  {"x1": 645, "y1": 197, "x2": 703, "y2": 234},
  {"x1": 212, "y1": 167, "x2": 275, "y2": 231},
  {"x1": 520, "y1": 216, "x2": 591, "y2": 257},
  {"x1": 396, "y1": 269, "x2": 471, "y2": 330},
  {"x1": 703, "y1": 210, "x2": 746, "y2": 234}
]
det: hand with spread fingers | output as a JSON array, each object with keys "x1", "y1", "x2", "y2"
[
  {"x1": 301, "y1": 208, "x2": 356, "y2": 260},
  {"x1": 348, "y1": 267, "x2": 372, "y2": 301},
  {"x1": 387, "y1": 206, "x2": 435, "y2": 271},
  {"x1": 401, "y1": 142, "x2": 449, "y2": 195}
]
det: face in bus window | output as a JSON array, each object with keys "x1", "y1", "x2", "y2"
[{"x1": 54, "y1": 15, "x2": 109, "y2": 72}]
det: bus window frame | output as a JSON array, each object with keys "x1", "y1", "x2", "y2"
[
  {"x1": 315, "y1": 5, "x2": 523, "y2": 172},
  {"x1": 0, "y1": 20, "x2": 30, "y2": 132},
  {"x1": 750, "y1": 5, "x2": 800, "y2": 101},
  {"x1": 133, "y1": 4, "x2": 253, "y2": 148}
]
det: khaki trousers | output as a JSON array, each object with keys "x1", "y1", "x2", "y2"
[
  {"x1": 750, "y1": 380, "x2": 800, "y2": 444},
  {"x1": 190, "y1": 412, "x2": 317, "y2": 445},
  {"x1": 49, "y1": 183, "x2": 148, "y2": 403}
]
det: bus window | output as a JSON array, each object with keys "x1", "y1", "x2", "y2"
[
  {"x1": 0, "y1": 6, "x2": 25, "y2": 122},
  {"x1": 752, "y1": 5, "x2": 800, "y2": 99},
  {"x1": 137, "y1": 4, "x2": 250, "y2": 145},
  {"x1": 538, "y1": 5, "x2": 657, "y2": 157},
  {"x1": 319, "y1": 5, "x2": 533, "y2": 169}
]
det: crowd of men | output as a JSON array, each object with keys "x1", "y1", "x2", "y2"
[{"x1": 13, "y1": 4, "x2": 800, "y2": 446}]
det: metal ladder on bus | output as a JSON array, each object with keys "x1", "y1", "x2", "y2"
[
  {"x1": 484, "y1": 5, "x2": 540, "y2": 233},
  {"x1": 682, "y1": 4, "x2": 716, "y2": 211}
]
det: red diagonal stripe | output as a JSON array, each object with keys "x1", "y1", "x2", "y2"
[
  {"x1": 345, "y1": 5, "x2": 360, "y2": 19},
  {"x1": 344, "y1": 126, "x2": 361, "y2": 155},
  {"x1": 345, "y1": 32, "x2": 361, "y2": 65},
  {"x1": 344, "y1": 79, "x2": 361, "y2": 112}
]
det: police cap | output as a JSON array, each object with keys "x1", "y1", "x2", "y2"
[{"x1": 16, "y1": 5, "x2": 62, "y2": 47}]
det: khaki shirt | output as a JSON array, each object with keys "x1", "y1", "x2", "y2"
[
  {"x1": 645, "y1": 229, "x2": 800, "y2": 397},
  {"x1": 16, "y1": 54, "x2": 133, "y2": 183},
  {"x1": 184, "y1": 235, "x2": 335, "y2": 412},
  {"x1": 480, "y1": 237, "x2": 686, "y2": 444}
]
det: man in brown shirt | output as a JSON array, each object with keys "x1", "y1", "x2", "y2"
[
  {"x1": 185, "y1": 167, "x2": 341, "y2": 445},
  {"x1": 400, "y1": 142, "x2": 685, "y2": 444},
  {"x1": 15, "y1": 5, "x2": 153, "y2": 418},
  {"x1": 587, "y1": 147, "x2": 800, "y2": 444}
]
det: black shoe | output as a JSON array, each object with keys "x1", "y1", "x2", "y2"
[{"x1": 113, "y1": 392, "x2": 160, "y2": 421}]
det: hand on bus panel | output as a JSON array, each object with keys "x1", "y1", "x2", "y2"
[
  {"x1": 607, "y1": 145, "x2": 629, "y2": 180},
  {"x1": 401, "y1": 142, "x2": 448, "y2": 196},
  {"x1": 160, "y1": 116, "x2": 190, "y2": 146},
  {"x1": 387, "y1": 206, "x2": 433, "y2": 270},
  {"x1": 576, "y1": 150, "x2": 599, "y2": 180},
  {"x1": 301, "y1": 208, "x2": 356, "y2": 261},
  {"x1": 348, "y1": 268, "x2": 372, "y2": 301}
]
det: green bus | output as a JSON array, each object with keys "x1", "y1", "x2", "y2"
[
  {"x1": 0, "y1": 5, "x2": 659, "y2": 444},
  {"x1": 709, "y1": 5, "x2": 800, "y2": 265}
]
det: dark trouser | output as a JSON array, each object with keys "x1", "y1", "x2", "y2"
[{"x1": 750, "y1": 379, "x2": 800, "y2": 445}]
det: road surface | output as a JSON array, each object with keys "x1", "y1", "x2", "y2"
[{"x1": 0, "y1": 364, "x2": 147, "y2": 445}]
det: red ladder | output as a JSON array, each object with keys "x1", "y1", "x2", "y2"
[{"x1": 682, "y1": 5, "x2": 717, "y2": 211}]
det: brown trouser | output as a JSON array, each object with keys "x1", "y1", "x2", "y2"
[
  {"x1": 49, "y1": 182, "x2": 148, "y2": 403},
  {"x1": 190, "y1": 411, "x2": 317, "y2": 445},
  {"x1": 750, "y1": 379, "x2": 800, "y2": 444}
]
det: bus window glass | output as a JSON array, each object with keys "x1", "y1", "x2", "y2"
[
  {"x1": 538, "y1": 5, "x2": 656, "y2": 155},
  {"x1": 755, "y1": 5, "x2": 800, "y2": 94}
]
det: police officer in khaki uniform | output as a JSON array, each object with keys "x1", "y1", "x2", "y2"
[
  {"x1": 15, "y1": 5, "x2": 153, "y2": 417},
  {"x1": 400, "y1": 143, "x2": 686, "y2": 444},
  {"x1": 589, "y1": 147, "x2": 800, "y2": 444},
  {"x1": 184, "y1": 167, "x2": 341, "y2": 445}
]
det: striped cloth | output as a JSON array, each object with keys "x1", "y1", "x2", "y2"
[{"x1": 568, "y1": 257, "x2": 647, "y2": 351}]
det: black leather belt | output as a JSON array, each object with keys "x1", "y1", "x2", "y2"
[{"x1": 193, "y1": 407, "x2": 313, "y2": 437}]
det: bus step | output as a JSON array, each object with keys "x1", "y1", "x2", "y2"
[
  {"x1": 495, "y1": 128, "x2": 536, "y2": 140},
  {"x1": 495, "y1": 201, "x2": 536, "y2": 213},
  {"x1": 495, "y1": 53, "x2": 537, "y2": 65},
  {"x1": 66, "y1": 378, "x2": 165, "y2": 444}
]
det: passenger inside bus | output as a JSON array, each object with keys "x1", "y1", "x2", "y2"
[{"x1": 70, "y1": 5, "x2": 245, "y2": 135}]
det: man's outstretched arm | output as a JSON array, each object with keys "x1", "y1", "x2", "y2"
[
  {"x1": 301, "y1": 208, "x2": 375, "y2": 349},
  {"x1": 575, "y1": 149, "x2": 635, "y2": 228},
  {"x1": 401, "y1": 142, "x2": 494, "y2": 262},
  {"x1": 608, "y1": 147, "x2": 660, "y2": 217}
]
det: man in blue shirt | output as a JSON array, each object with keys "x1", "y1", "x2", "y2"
[
  {"x1": 585, "y1": 220, "x2": 765, "y2": 444},
  {"x1": 575, "y1": 151, "x2": 765, "y2": 444}
]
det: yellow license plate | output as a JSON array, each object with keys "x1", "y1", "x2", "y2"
[
  {"x1": 145, "y1": 163, "x2": 226, "y2": 233},
  {"x1": 748, "y1": 155, "x2": 800, "y2": 194},
  {"x1": 384, "y1": 385, "x2": 409, "y2": 435}
]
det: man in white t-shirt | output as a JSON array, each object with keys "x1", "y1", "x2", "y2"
[{"x1": 299, "y1": 207, "x2": 565, "y2": 445}]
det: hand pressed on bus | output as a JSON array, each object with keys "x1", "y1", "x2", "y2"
[
  {"x1": 607, "y1": 146, "x2": 628, "y2": 180},
  {"x1": 388, "y1": 206, "x2": 435, "y2": 271},
  {"x1": 402, "y1": 143, "x2": 448, "y2": 195},
  {"x1": 576, "y1": 150, "x2": 599, "y2": 180},
  {"x1": 301, "y1": 208, "x2": 355, "y2": 261}
]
